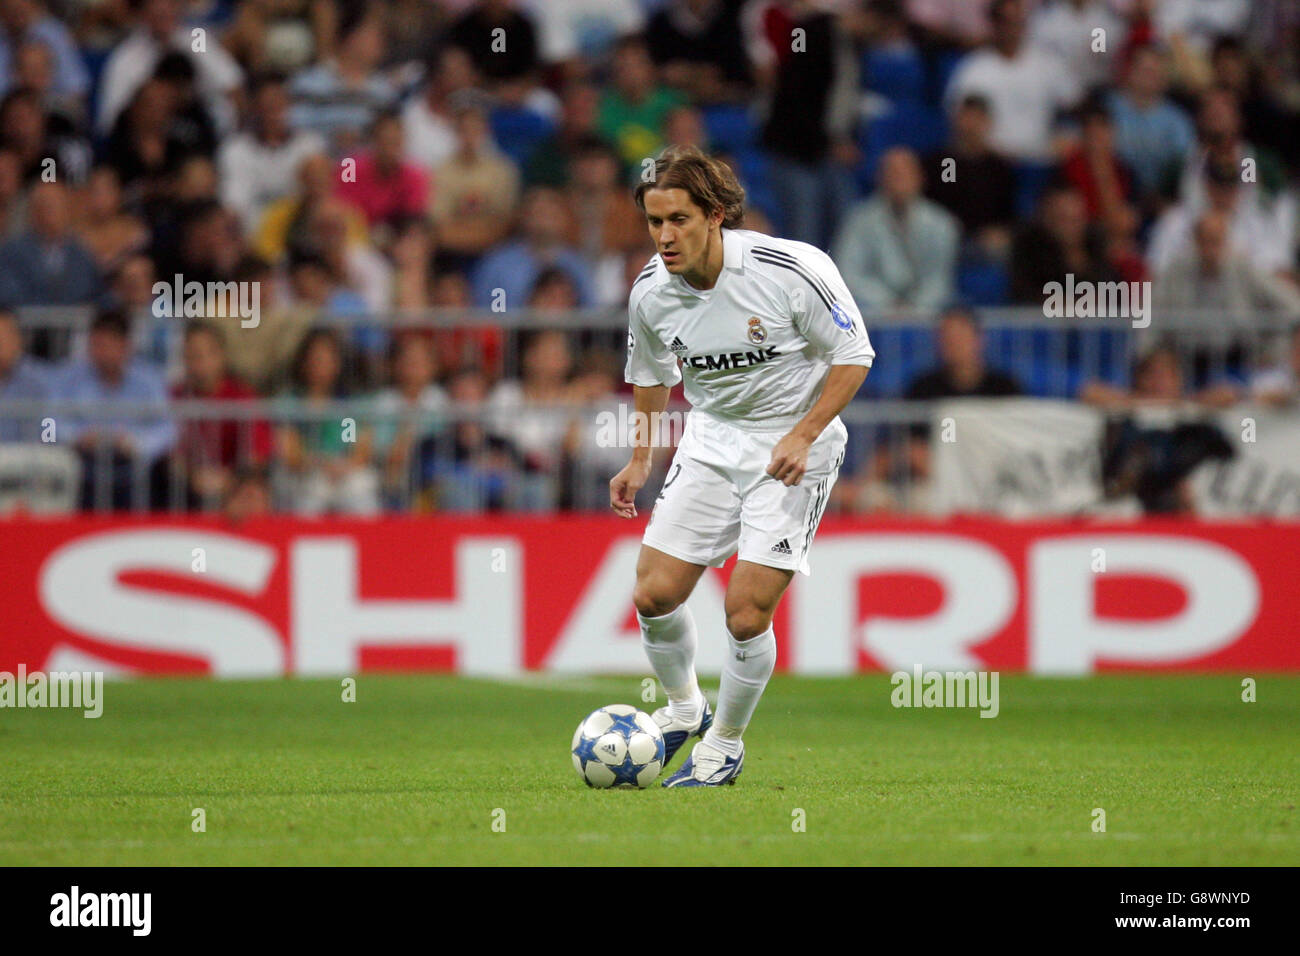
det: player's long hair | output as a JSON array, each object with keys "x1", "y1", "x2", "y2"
[{"x1": 634, "y1": 145, "x2": 746, "y2": 228}]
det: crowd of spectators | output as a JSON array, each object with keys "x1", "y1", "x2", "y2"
[{"x1": 0, "y1": 0, "x2": 1297, "y2": 517}]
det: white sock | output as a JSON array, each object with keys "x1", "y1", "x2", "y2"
[
  {"x1": 638, "y1": 604, "x2": 702, "y2": 721},
  {"x1": 704, "y1": 625, "x2": 776, "y2": 757}
]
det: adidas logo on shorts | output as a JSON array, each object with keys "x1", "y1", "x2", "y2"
[
  {"x1": 770, "y1": 538, "x2": 792, "y2": 555},
  {"x1": 670, "y1": 336, "x2": 688, "y2": 353}
]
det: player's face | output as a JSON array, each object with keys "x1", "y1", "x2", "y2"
[{"x1": 642, "y1": 187, "x2": 720, "y2": 277}]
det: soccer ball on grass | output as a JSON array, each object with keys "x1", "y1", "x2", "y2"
[{"x1": 571, "y1": 704, "x2": 665, "y2": 788}]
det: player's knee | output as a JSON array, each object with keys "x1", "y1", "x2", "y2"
[
  {"x1": 726, "y1": 606, "x2": 772, "y2": 641},
  {"x1": 633, "y1": 583, "x2": 682, "y2": 619}
]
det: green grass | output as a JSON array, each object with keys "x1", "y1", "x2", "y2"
[{"x1": 1, "y1": 674, "x2": 1296, "y2": 865}]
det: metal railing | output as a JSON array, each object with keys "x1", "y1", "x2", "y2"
[{"x1": 2, "y1": 307, "x2": 1297, "y2": 515}]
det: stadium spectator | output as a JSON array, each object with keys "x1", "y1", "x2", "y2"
[
  {"x1": 102, "y1": 77, "x2": 196, "y2": 202},
  {"x1": 429, "y1": 267, "x2": 503, "y2": 377},
  {"x1": 402, "y1": 45, "x2": 478, "y2": 175},
  {"x1": 905, "y1": 0, "x2": 995, "y2": 50},
  {"x1": 218, "y1": 73, "x2": 326, "y2": 235},
  {"x1": 661, "y1": 103, "x2": 707, "y2": 151},
  {"x1": 523, "y1": 79, "x2": 601, "y2": 188},
  {"x1": 843, "y1": 305, "x2": 1024, "y2": 512},
  {"x1": 73, "y1": 166, "x2": 149, "y2": 273},
  {"x1": 0, "y1": 307, "x2": 47, "y2": 441},
  {"x1": 1171, "y1": 87, "x2": 1294, "y2": 272},
  {"x1": 335, "y1": 111, "x2": 428, "y2": 234},
  {"x1": 562, "y1": 137, "x2": 648, "y2": 290},
  {"x1": 370, "y1": 332, "x2": 448, "y2": 505},
  {"x1": 1106, "y1": 44, "x2": 1195, "y2": 204},
  {"x1": 0, "y1": 84, "x2": 89, "y2": 186},
  {"x1": 944, "y1": 0, "x2": 1082, "y2": 163},
  {"x1": 0, "y1": 0, "x2": 90, "y2": 101},
  {"x1": 471, "y1": 186, "x2": 595, "y2": 309},
  {"x1": 415, "y1": 363, "x2": 526, "y2": 512},
  {"x1": 1058, "y1": 98, "x2": 1136, "y2": 227},
  {"x1": 429, "y1": 97, "x2": 519, "y2": 263},
  {"x1": 390, "y1": 216, "x2": 436, "y2": 313},
  {"x1": 221, "y1": 254, "x2": 315, "y2": 395},
  {"x1": 222, "y1": 0, "x2": 337, "y2": 76},
  {"x1": 150, "y1": 198, "x2": 241, "y2": 291},
  {"x1": 300, "y1": 196, "x2": 391, "y2": 318},
  {"x1": 645, "y1": 0, "x2": 752, "y2": 98},
  {"x1": 906, "y1": 306, "x2": 1025, "y2": 403},
  {"x1": 1028, "y1": 0, "x2": 1126, "y2": 93},
  {"x1": 521, "y1": 0, "x2": 644, "y2": 72},
  {"x1": 168, "y1": 321, "x2": 272, "y2": 510},
  {"x1": 924, "y1": 94, "x2": 1017, "y2": 256},
  {"x1": 1148, "y1": 157, "x2": 1294, "y2": 278},
  {"x1": 527, "y1": 267, "x2": 581, "y2": 312},
  {"x1": 54, "y1": 308, "x2": 175, "y2": 511},
  {"x1": 288, "y1": 4, "x2": 395, "y2": 152},
  {"x1": 1009, "y1": 183, "x2": 1119, "y2": 304},
  {"x1": 445, "y1": 0, "x2": 540, "y2": 85},
  {"x1": 484, "y1": 327, "x2": 575, "y2": 507},
  {"x1": 276, "y1": 326, "x2": 380, "y2": 515},
  {"x1": 96, "y1": 0, "x2": 242, "y2": 138},
  {"x1": 559, "y1": 347, "x2": 628, "y2": 510},
  {"x1": 1081, "y1": 345, "x2": 1238, "y2": 513},
  {"x1": 1153, "y1": 211, "x2": 1300, "y2": 331},
  {"x1": 14, "y1": 33, "x2": 83, "y2": 130},
  {"x1": 221, "y1": 464, "x2": 273, "y2": 523},
  {"x1": 1250, "y1": 323, "x2": 1300, "y2": 407},
  {"x1": 254, "y1": 151, "x2": 368, "y2": 266},
  {"x1": 0, "y1": 145, "x2": 23, "y2": 237},
  {"x1": 758, "y1": 0, "x2": 858, "y2": 251},
  {"x1": 833, "y1": 146, "x2": 959, "y2": 313},
  {"x1": 597, "y1": 36, "x2": 686, "y2": 171},
  {"x1": 0, "y1": 180, "x2": 100, "y2": 307}
]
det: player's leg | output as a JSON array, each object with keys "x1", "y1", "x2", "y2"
[
  {"x1": 661, "y1": 560, "x2": 790, "y2": 787},
  {"x1": 710, "y1": 558, "x2": 791, "y2": 745},
  {"x1": 635, "y1": 436, "x2": 742, "y2": 762},
  {"x1": 633, "y1": 543, "x2": 708, "y2": 723},
  {"x1": 662, "y1": 420, "x2": 846, "y2": 787}
]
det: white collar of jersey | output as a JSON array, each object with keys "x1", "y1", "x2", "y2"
[{"x1": 721, "y1": 227, "x2": 745, "y2": 273}]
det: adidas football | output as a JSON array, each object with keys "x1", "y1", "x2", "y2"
[{"x1": 571, "y1": 704, "x2": 665, "y2": 788}]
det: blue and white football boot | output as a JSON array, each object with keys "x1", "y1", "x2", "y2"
[
  {"x1": 652, "y1": 697, "x2": 713, "y2": 766},
  {"x1": 661, "y1": 739, "x2": 744, "y2": 788}
]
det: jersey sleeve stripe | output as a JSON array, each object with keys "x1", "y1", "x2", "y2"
[
  {"x1": 751, "y1": 246, "x2": 837, "y2": 307},
  {"x1": 752, "y1": 250, "x2": 835, "y2": 313}
]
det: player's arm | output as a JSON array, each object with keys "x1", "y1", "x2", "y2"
[
  {"x1": 768, "y1": 250, "x2": 875, "y2": 486},
  {"x1": 612, "y1": 293, "x2": 681, "y2": 517},
  {"x1": 768, "y1": 365, "x2": 868, "y2": 486},
  {"x1": 610, "y1": 383, "x2": 671, "y2": 518}
]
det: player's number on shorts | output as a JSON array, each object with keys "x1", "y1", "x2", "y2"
[{"x1": 657, "y1": 462, "x2": 682, "y2": 501}]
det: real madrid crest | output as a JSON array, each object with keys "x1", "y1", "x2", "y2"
[{"x1": 746, "y1": 316, "x2": 767, "y2": 345}]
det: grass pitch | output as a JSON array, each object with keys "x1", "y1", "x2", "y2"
[{"x1": 1, "y1": 674, "x2": 1296, "y2": 866}]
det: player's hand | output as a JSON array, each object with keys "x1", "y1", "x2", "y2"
[
  {"x1": 767, "y1": 431, "x2": 812, "y2": 486},
  {"x1": 609, "y1": 457, "x2": 651, "y2": 518}
]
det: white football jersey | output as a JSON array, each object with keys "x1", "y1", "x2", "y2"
[{"x1": 625, "y1": 228, "x2": 874, "y2": 431}]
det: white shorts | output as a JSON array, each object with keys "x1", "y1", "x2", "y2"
[{"x1": 642, "y1": 412, "x2": 847, "y2": 575}]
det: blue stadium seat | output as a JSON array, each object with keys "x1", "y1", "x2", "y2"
[
  {"x1": 490, "y1": 106, "x2": 556, "y2": 169},
  {"x1": 956, "y1": 261, "x2": 1009, "y2": 306},
  {"x1": 862, "y1": 48, "x2": 927, "y2": 105},
  {"x1": 701, "y1": 103, "x2": 758, "y2": 154},
  {"x1": 1013, "y1": 161, "x2": 1057, "y2": 218}
]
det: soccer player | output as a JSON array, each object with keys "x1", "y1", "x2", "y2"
[{"x1": 611, "y1": 146, "x2": 874, "y2": 787}]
